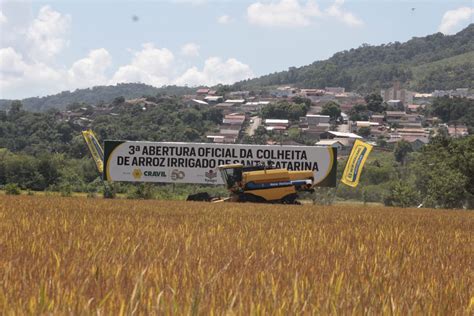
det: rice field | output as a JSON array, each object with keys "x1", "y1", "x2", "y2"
[{"x1": 0, "y1": 195, "x2": 473, "y2": 314}]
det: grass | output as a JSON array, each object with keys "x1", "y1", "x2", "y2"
[{"x1": 0, "y1": 195, "x2": 472, "y2": 314}]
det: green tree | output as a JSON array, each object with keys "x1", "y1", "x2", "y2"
[
  {"x1": 394, "y1": 140, "x2": 413, "y2": 165},
  {"x1": 431, "y1": 96, "x2": 474, "y2": 128},
  {"x1": 410, "y1": 136, "x2": 474, "y2": 208},
  {"x1": 321, "y1": 101, "x2": 341, "y2": 121},
  {"x1": 358, "y1": 126, "x2": 371, "y2": 138},
  {"x1": 349, "y1": 104, "x2": 368, "y2": 121},
  {"x1": 364, "y1": 93, "x2": 384, "y2": 113},
  {"x1": 112, "y1": 96, "x2": 125, "y2": 106},
  {"x1": 383, "y1": 181, "x2": 419, "y2": 207}
]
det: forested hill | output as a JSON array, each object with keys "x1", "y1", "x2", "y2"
[
  {"x1": 0, "y1": 84, "x2": 196, "y2": 112},
  {"x1": 233, "y1": 24, "x2": 474, "y2": 93}
]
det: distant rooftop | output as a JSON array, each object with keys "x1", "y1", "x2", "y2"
[{"x1": 327, "y1": 131, "x2": 362, "y2": 139}]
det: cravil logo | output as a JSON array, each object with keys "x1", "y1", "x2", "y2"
[
  {"x1": 205, "y1": 169, "x2": 218, "y2": 183},
  {"x1": 171, "y1": 169, "x2": 185, "y2": 181},
  {"x1": 144, "y1": 171, "x2": 167, "y2": 177},
  {"x1": 132, "y1": 169, "x2": 143, "y2": 180}
]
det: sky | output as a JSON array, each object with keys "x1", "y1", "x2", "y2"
[{"x1": 0, "y1": 0, "x2": 473, "y2": 99}]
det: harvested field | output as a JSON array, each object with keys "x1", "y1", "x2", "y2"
[{"x1": 0, "y1": 196, "x2": 473, "y2": 314}]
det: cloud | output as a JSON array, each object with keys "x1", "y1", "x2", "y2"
[
  {"x1": 0, "y1": 10, "x2": 7, "y2": 24},
  {"x1": 0, "y1": 5, "x2": 253, "y2": 98},
  {"x1": 175, "y1": 57, "x2": 254, "y2": 86},
  {"x1": 68, "y1": 49, "x2": 112, "y2": 88},
  {"x1": 111, "y1": 43, "x2": 175, "y2": 87},
  {"x1": 217, "y1": 14, "x2": 233, "y2": 24},
  {"x1": 0, "y1": 47, "x2": 64, "y2": 98},
  {"x1": 26, "y1": 6, "x2": 71, "y2": 61},
  {"x1": 325, "y1": 0, "x2": 363, "y2": 27},
  {"x1": 439, "y1": 7, "x2": 474, "y2": 34},
  {"x1": 112, "y1": 43, "x2": 253, "y2": 88},
  {"x1": 247, "y1": 0, "x2": 321, "y2": 28},
  {"x1": 180, "y1": 42, "x2": 200, "y2": 57},
  {"x1": 247, "y1": 0, "x2": 363, "y2": 28}
]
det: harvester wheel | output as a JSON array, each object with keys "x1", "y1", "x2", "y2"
[
  {"x1": 281, "y1": 194, "x2": 300, "y2": 205},
  {"x1": 239, "y1": 193, "x2": 266, "y2": 203}
]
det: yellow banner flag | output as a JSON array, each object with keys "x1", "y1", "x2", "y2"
[
  {"x1": 341, "y1": 139, "x2": 373, "y2": 187},
  {"x1": 81, "y1": 130, "x2": 104, "y2": 174}
]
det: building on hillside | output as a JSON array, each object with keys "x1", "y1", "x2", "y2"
[
  {"x1": 320, "y1": 131, "x2": 362, "y2": 142},
  {"x1": 241, "y1": 101, "x2": 269, "y2": 113},
  {"x1": 224, "y1": 99, "x2": 246, "y2": 106},
  {"x1": 387, "y1": 134, "x2": 429, "y2": 150},
  {"x1": 397, "y1": 128, "x2": 428, "y2": 137},
  {"x1": 196, "y1": 88, "x2": 210, "y2": 96},
  {"x1": 304, "y1": 114, "x2": 330, "y2": 126},
  {"x1": 448, "y1": 125, "x2": 469, "y2": 137},
  {"x1": 315, "y1": 139, "x2": 344, "y2": 149},
  {"x1": 432, "y1": 88, "x2": 469, "y2": 98},
  {"x1": 219, "y1": 124, "x2": 241, "y2": 136},
  {"x1": 406, "y1": 104, "x2": 424, "y2": 113},
  {"x1": 398, "y1": 114, "x2": 424, "y2": 127},
  {"x1": 303, "y1": 123, "x2": 331, "y2": 139},
  {"x1": 186, "y1": 99, "x2": 209, "y2": 107},
  {"x1": 370, "y1": 114, "x2": 385, "y2": 124},
  {"x1": 381, "y1": 82, "x2": 413, "y2": 105},
  {"x1": 315, "y1": 139, "x2": 352, "y2": 155},
  {"x1": 412, "y1": 93, "x2": 433, "y2": 107},
  {"x1": 206, "y1": 134, "x2": 238, "y2": 143},
  {"x1": 341, "y1": 112, "x2": 349, "y2": 123},
  {"x1": 271, "y1": 86, "x2": 298, "y2": 98},
  {"x1": 385, "y1": 111, "x2": 407, "y2": 124},
  {"x1": 325, "y1": 87, "x2": 345, "y2": 94},
  {"x1": 223, "y1": 113, "x2": 246, "y2": 125},
  {"x1": 300, "y1": 89, "x2": 324, "y2": 97},
  {"x1": 204, "y1": 96, "x2": 224, "y2": 104},
  {"x1": 265, "y1": 119, "x2": 289, "y2": 131},
  {"x1": 229, "y1": 91, "x2": 250, "y2": 98},
  {"x1": 355, "y1": 121, "x2": 379, "y2": 128},
  {"x1": 386, "y1": 100, "x2": 403, "y2": 109}
]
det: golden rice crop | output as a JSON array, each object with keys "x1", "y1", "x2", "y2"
[{"x1": 0, "y1": 195, "x2": 472, "y2": 314}]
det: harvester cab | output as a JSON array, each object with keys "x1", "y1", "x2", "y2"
[{"x1": 219, "y1": 164, "x2": 244, "y2": 190}]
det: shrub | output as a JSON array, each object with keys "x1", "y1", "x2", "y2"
[
  {"x1": 127, "y1": 183, "x2": 155, "y2": 200},
  {"x1": 59, "y1": 184, "x2": 72, "y2": 197},
  {"x1": 384, "y1": 181, "x2": 419, "y2": 207},
  {"x1": 5, "y1": 183, "x2": 21, "y2": 195}
]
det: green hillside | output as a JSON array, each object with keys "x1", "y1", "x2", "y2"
[
  {"x1": 0, "y1": 84, "x2": 197, "y2": 112},
  {"x1": 410, "y1": 51, "x2": 474, "y2": 91},
  {"x1": 233, "y1": 24, "x2": 474, "y2": 93}
]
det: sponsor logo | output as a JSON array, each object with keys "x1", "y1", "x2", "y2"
[
  {"x1": 171, "y1": 169, "x2": 185, "y2": 181},
  {"x1": 204, "y1": 169, "x2": 218, "y2": 183},
  {"x1": 132, "y1": 168, "x2": 143, "y2": 180},
  {"x1": 144, "y1": 171, "x2": 167, "y2": 177}
]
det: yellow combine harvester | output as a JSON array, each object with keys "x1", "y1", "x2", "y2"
[{"x1": 187, "y1": 164, "x2": 315, "y2": 204}]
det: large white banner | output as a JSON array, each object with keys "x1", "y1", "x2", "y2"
[{"x1": 104, "y1": 141, "x2": 337, "y2": 186}]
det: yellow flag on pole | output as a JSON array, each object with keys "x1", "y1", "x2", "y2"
[
  {"x1": 341, "y1": 139, "x2": 373, "y2": 187},
  {"x1": 81, "y1": 130, "x2": 104, "y2": 174}
]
